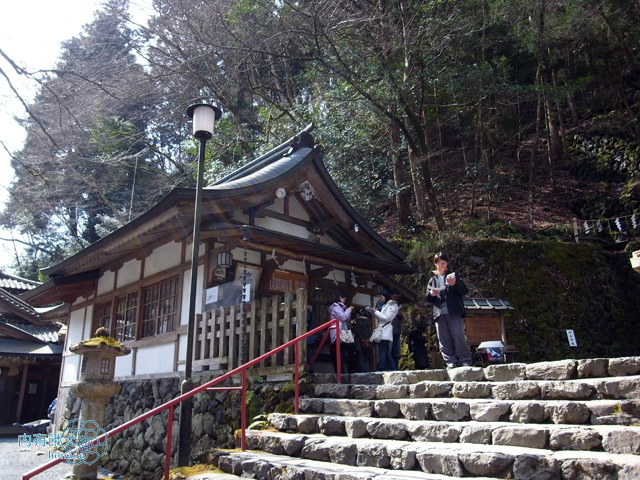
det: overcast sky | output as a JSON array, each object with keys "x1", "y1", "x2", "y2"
[{"x1": 0, "y1": 0, "x2": 152, "y2": 272}]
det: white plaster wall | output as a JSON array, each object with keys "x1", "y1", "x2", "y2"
[
  {"x1": 67, "y1": 308, "x2": 89, "y2": 347},
  {"x1": 320, "y1": 235, "x2": 341, "y2": 248},
  {"x1": 287, "y1": 197, "x2": 310, "y2": 221},
  {"x1": 352, "y1": 292, "x2": 371, "y2": 306},
  {"x1": 97, "y1": 271, "x2": 115, "y2": 296},
  {"x1": 135, "y1": 344, "x2": 175, "y2": 375},
  {"x1": 114, "y1": 353, "x2": 134, "y2": 378},
  {"x1": 256, "y1": 217, "x2": 309, "y2": 240},
  {"x1": 116, "y1": 258, "x2": 142, "y2": 289},
  {"x1": 229, "y1": 247, "x2": 261, "y2": 266},
  {"x1": 61, "y1": 354, "x2": 81, "y2": 384},
  {"x1": 145, "y1": 242, "x2": 182, "y2": 277}
]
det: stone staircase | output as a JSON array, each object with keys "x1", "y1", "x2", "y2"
[{"x1": 201, "y1": 357, "x2": 640, "y2": 480}]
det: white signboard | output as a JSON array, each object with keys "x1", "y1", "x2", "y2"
[
  {"x1": 205, "y1": 286, "x2": 219, "y2": 305},
  {"x1": 204, "y1": 281, "x2": 251, "y2": 311},
  {"x1": 566, "y1": 329, "x2": 578, "y2": 347}
]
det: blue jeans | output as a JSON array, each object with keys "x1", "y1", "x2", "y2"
[{"x1": 377, "y1": 340, "x2": 395, "y2": 371}]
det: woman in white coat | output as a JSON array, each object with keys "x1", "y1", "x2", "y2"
[{"x1": 371, "y1": 291, "x2": 398, "y2": 371}]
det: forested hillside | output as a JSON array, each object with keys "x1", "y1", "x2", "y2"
[{"x1": 1, "y1": 0, "x2": 639, "y2": 281}]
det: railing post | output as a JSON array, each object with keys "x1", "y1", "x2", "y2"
[
  {"x1": 294, "y1": 342, "x2": 299, "y2": 414},
  {"x1": 164, "y1": 405, "x2": 174, "y2": 480},
  {"x1": 241, "y1": 369, "x2": 247, "y2": 451},
  {"x1": 335, "y1": 318, "x2": 341, "y2": 384}
]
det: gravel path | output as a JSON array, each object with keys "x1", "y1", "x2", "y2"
[
  {"x1": 0, "y1": 436, "x2": 120, "y2": 480},
  {"x1": 0, "y1": 436, "x2": 73, "y2": 480}
]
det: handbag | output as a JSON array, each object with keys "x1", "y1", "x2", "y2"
[
  {"x1": 340, "y1": 329, "x2": 355, "y2": 343},
  {"x1": 370, "y1": 325, "x2": 383, "y2": 343}
]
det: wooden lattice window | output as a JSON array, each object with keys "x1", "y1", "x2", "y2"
[
  {"x1": 141, "y1": 276, "x2": 180, "y2": 338},
  {"x1": 114, "y1": 292, "x2": 138, "y2": 342},
  {"x1": 93, "y1": 300, "x2": 113, "y2": 335}
]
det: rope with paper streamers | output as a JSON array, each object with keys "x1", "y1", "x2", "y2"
[{"x1": 577, "y1": 212, "x2": 639, "y2": 237}]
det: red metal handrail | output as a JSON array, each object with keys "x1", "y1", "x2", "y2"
[{"x1": 23, "y1": 317, "x2": 342, "y2": 480}]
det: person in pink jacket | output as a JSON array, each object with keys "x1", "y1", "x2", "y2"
[{"x1": 329, "y1": 292, "x2": 354, "y2": 373}]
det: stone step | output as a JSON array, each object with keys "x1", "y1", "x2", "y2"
[
  {"x1": 184, "y1": 474, "x2": 243, "y2": 480},
  {"x1": 300, "y1": 396, "x2": 640, "y2": 426},
  {"x1": 312, "y1": 356, "x2": 640, "y2": 386},
  {"x1": 313, "y1": 374, "x2": 640, "y2": 402},
  {"x1": 267, "y1": 412, "x2": 640, "y2": 455},
  {"x1": 239, "y1": 430, "x2": 640, "y2": 479},
  {"x1": 208, "y1": 449, "x2": 497, "y2": 480}
]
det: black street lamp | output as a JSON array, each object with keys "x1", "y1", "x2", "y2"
[{"x1": 178, "y1": 103, "x2": 221, "y2": 467}]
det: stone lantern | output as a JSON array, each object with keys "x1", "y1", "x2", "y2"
[{"x1": 68, "y1": 327, "x2": 131, "y2": 479}]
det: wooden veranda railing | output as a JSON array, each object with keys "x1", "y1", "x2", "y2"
[{"x1": 193, "y1": 288, "x2": 307, "y2": 374}]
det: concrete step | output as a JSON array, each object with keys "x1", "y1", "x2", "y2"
[
  {"x1": 239, "y1": 430, "x2": 640, "y2": 479},
  {"x1": 314, "y1": 375, "x2": 640, "y2": 401},
  {"x1": 300, "y1": 396, "x2": 640, "y2": 426},
  {"x1": 267, "y1": 412, "x2": 640, "y2": 455},
  {"x1": 312, "y1": 356, "x2": 640, "y2": 386},
  {"x1": 314, "y1": 374, "x2": 640, "y2": 402},
  {"x1": 208, "y1": 449, "x2": 496, "y2": 480},
  {"x1": 183, "y1": 474, "x2": 243, "y2": 480},
  {"x1": 198, "y1": 356, "x2": 640, "y2": 480}
]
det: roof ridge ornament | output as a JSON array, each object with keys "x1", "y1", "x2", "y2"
[{"x1": 287, "y1": 131, "x2": 314, "y2": 154}]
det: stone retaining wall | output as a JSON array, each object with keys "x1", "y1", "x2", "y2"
[{"x1": 59, "y1": 374, "x2": 307, "y2": 479}]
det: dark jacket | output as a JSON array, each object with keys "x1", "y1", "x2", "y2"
[{"x1": 426, "y1": 269, "x2": 468, "y2": 318}]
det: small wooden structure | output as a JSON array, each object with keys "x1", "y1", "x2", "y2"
[{"x1": 464, "y1": 298, "x2": 516, "y2": 362}]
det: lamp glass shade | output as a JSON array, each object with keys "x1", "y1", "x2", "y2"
[
  {"x1": 217, "y1": 251, "x2": 233, "y2": 268},
  {"x1": 187, "y1": 104, "x2": 221, "y2": 139}
]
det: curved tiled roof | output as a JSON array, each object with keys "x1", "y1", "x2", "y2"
[
  {"x1": 0, "y1": 287, "x2": 39, "y2": 318},
  {"x1": 29, "y1": 126, "x2": 414, "y2": 304},
  {"x1": 0, "y1": 318, "x2": 59, "y2": 343},
  {"x1": 0, "y1": 271, "x2": 40, "y2": 293},
  {"x1": 209, "y1": 150, "x2": 307, "y2": 191}
]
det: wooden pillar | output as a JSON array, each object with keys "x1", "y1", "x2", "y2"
[{"x1": 15, "y1": 363, "x2": 29, "y2": 423}]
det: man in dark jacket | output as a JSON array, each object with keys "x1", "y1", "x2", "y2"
[{"x1": 426, "y1": 252, "x2": 472, "y2": 368}]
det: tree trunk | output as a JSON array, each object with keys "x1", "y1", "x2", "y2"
[
  {"x1": 415, "y1": 151, "x2": 446, "y2": 231},
  {"x1": 542, "y1": 86, "x2": 559, "y2": 191},
  {"x1": 390, "y1": 120, "x2": 411, "y2": 225},
  {"x1": 408, "y1": 146, "x2": 427, "y2": 223},
  {"x1": 551, "y1": 69, "x2": 568, "y2": 161}
]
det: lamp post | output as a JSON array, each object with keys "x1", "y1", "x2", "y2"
[{"x1": 178, "y1": 103, "x2": 221, "y2": 467}]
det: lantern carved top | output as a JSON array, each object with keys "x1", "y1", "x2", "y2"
[{"x1": 69, "y1": 327, "x2": 131, "y2": 357}]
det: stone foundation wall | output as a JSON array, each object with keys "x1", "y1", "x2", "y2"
[{"x1": 59, "y1": 374, "x2": 309, "y2": 479}]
